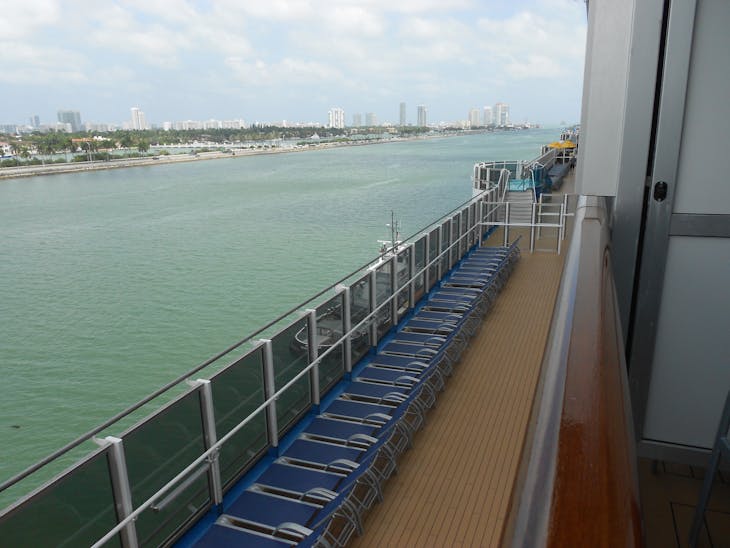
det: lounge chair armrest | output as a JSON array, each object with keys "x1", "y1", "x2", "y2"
[
  {"x1": 303, "y1": 487, "x2": 338, "y2": 502},
  {"x1": 364, "y1": 412, "x2": 391, "y2": 423},
  {"x1": 348, "y1": 433, "x2": 378, "y2": 445},
  {"x1": 326, "y1": 458, "x2": 360, "y2": 472},
  {"x1": 275, "y1": 522, "x2": 313, "y2": 538},
  {"x1": 416, "y1": 347, "x2": 438, "y2": 357},
  {"x1": 395, "y1": 375, "x2": 419, "y2": 385},
  {"x1": 383, "y1": 392, "x2": 408, "y2": 403}
]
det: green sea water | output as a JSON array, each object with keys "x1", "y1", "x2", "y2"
[{"x1": 0, "y1": 128, "x2": 559, "y2": 495}]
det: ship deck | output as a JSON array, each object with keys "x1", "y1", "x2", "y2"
[
  {"x1": 350, "y1": 176, "x2": 575, "y2": 546},
  {"x1": 348, "y1": 169, "x2": 730, "y2": 548}
]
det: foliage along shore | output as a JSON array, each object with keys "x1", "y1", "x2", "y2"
[{"x1": 0, "y1": 127, "x2": 497, "y2": 180}]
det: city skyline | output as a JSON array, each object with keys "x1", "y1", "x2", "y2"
[
  {"x1": 0, "y1": 1, "x2": 586, "y2": 127},
  {"x1": 4, "y1": 99, "x2": 529, "y2": 135}
]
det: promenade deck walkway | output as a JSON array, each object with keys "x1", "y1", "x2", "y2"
[{"x1": 350, "y1": 176, "x2": 575, "y2": 546}]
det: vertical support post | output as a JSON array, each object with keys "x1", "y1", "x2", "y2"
[
  {"x1": 340, "y1": 285, "x2": 352, "y2": 373},
  {"x1": 437, "y1": 225, "x2": 443, "y2": 281},
  {"x1": 369, "y1": 269, "x2": 377, "y2": 346},
  {"x1": 478, "y1": 200, "x2": 484, "y2": 247},
  {"x1": 424, "y1": 232, "x2": 431, "y2": 290},
  {"x1": 530, "y1": 202, "x2": 536, "y2": 253},
  {"x1": 451, "y1": 216, "x2": 457, "y2": 266},
  {"x1": 306, "y1": 309, "x2": 320, "y2": 406},
  {"x1": 484, "y1": 193, "x2": 492, "y2": 228},
  {"x1": 562, "y1": 194, "x2": 569, "y2": 240},
  {"x1": 466, "y1": 204, "x2": 472, "y2": 248},
  {"x1": 193, "y1": 379, "x2": 223, "y2": 506},
  {"x1": 105, "y1": 436, "x2": 139, "y2": 548},
  {"x1": 390, "y1": 255, "x2": 398, "y2": 328},
  {"x1": 504, "y1": 202, "x2": 510, "y2": 247},
  {"x1": 538, "y1": 194, "x2": 544, "y2": 238},
  {"x1": 408, "y1": 243, "x2": 416, "y2": 309},
  {"x1": 261, "y1": 339, "x2": 278, "y2": 447},
  {"x1": 446, "y1": 219, "x2": 454, "y2": 271},
  {"x1": 557, "y1": 202, "x2": 565, "y2": 255}
]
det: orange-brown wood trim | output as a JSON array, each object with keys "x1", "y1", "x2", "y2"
[{"x1": 546, "y1": 215, "x2": 643, "y2": 547}]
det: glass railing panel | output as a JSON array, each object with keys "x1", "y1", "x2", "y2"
[
  {"x1": 375, "y1": 258, "x2": 393, "y2": 341},
  {"x1": 396, "y1": 248, "x2": 411, "y2": 322},
  {"x1": 315, "y1": 293, "x2": 345, "y2": 395},
  {"x1": 441, "y1": 221, "x2": 451, "y2": 275},
  {"x1": 209, "y1": 347, "x2": 268, "y2": 490},
  {"x1": 468, "y1": 203, "x2": 477, "y2": 247},
  {"x1": 349, "y1": 273, "x2": 372, "y2": 365},
  {"x1": 414, "y1": 236, "x2": 426, "y2": 302},
  {"x1": 271, "y1": 318, "x2": 312, "y2": 435},
  {"x1": 0, "y1": 448, "x2": 120, "y2": 547},
  {"x1": 428, "y1": 228, "x2": 439, "y2": 290},
  {"x1": 122, "y1": 389, "x2": 209, "y2": 547}
]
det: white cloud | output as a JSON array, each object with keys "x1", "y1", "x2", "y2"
[
  {"x1": 225, "y1": 56, "x2": 344, "y2": 87},
  {"x1": 0, "y1": 0, "x2": 586, "y2": 123},
  {"x1": 0, "y1": 42, "x2": 87, "y2": 84},
  {"x1": 0, "y1": 0, "x2": 60, "y2": 39}
]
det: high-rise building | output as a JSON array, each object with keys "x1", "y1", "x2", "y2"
[
  {"x1": 328, "y1": 107, "x2": 345, "y2": 129},
  {"x1": 365, "y1": 112, "x2": 377, "y2": 126},
  {"x1": 30, "y1": 115, "x2": 40, "y2": 129},
  {"x1": 399, "y1": 102, "x2": 406, "y2": 126},
  {"x1": 494, "y1": 102, "x2": 510, "y2": 126},
  {"x1": 417, "y1": 105, "x2": 428, "y2": 127},
  {"x1": 483, "y1": 106, "x2": 493, "y2": 126},
  {"x1": 468, "y1": 108, "x2": 481, "y2": 128},
  {"x1": 130, "y1": 107, "x2": 147, "y2": 130},
  {"x1": 352, "y1": 113, "x2": 362, "y2": 127},
  {"x1": 57, "y1": 110, "x2": 82, "y2": 132}
]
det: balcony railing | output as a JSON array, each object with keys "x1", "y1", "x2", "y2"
[{"x1": 504, "y1": 195, "x2": 643, "y2": 547}]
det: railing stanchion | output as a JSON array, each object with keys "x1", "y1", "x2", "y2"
[
  {"x1": 408, "y1": 243, "x2": 416, "y2": 309},
  {"x1": 390, "y1": 255, "x2": 398, "y2": 328},
  {"x1": 424, "y1": 232, "x2": 431, "y2": 290},
  {"x1": 340, "y1": 285, "x2": 352, "y2": 373},
  {"x1": 478, "y1": 200, "x2": 484, "y2": 246},
  {"x1": 436, "y1": 224, "x2": 444, "y2": 280},
  {"x1": 369, "y1": 269, "x2": 377, "y2": 346},
  {"x1": 562, "y1": 194, "x2": 569, "y2": 240},
  {"x1": 538, "y1": 194, "x2": 544, "y2": 238},
  {"x1": 530, "y1": 202, "x2": 536, "y2": 253},
  {"x1": 105, "y1": 436, "x2": 139, "y2": 548},
  {"x1": 558, "y1": 202, "x2": 565, "y2": 254},
  {"x1": 193, "y1": 379, "x2": 223, "y2": 506},
  {"x1": 306, "y1": 309, "x2": 320, "y2": 406},
  {"x1": 261, "y1": 339, "x2": 278, "y2": 447},
  {"x1": 504, "y1": 202, "x2": 510, "y2": 247}
]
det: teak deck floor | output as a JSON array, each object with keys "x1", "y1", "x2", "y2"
[{"x1": 350, "y1": 185, "x2": 574, "y2": 546}]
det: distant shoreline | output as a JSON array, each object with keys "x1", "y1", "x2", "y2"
[{"x1": 0, "y1": 132, "x2": 464, "y2": 181}]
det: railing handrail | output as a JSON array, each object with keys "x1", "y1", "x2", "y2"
[
  {"x1": 504, "y1": 195, "x2": 643, "y2": 547},
  {"x1": 0, "y1": 189, "x2": 492, "y2": 496}
]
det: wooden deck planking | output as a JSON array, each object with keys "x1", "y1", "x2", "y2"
[{"x1": 350, "y1": 224, "x2": 568, "y2": 547}]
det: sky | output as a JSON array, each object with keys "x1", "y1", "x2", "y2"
[{"x1": 0, "y1": 0, "x2": 587, "y2": 127}]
